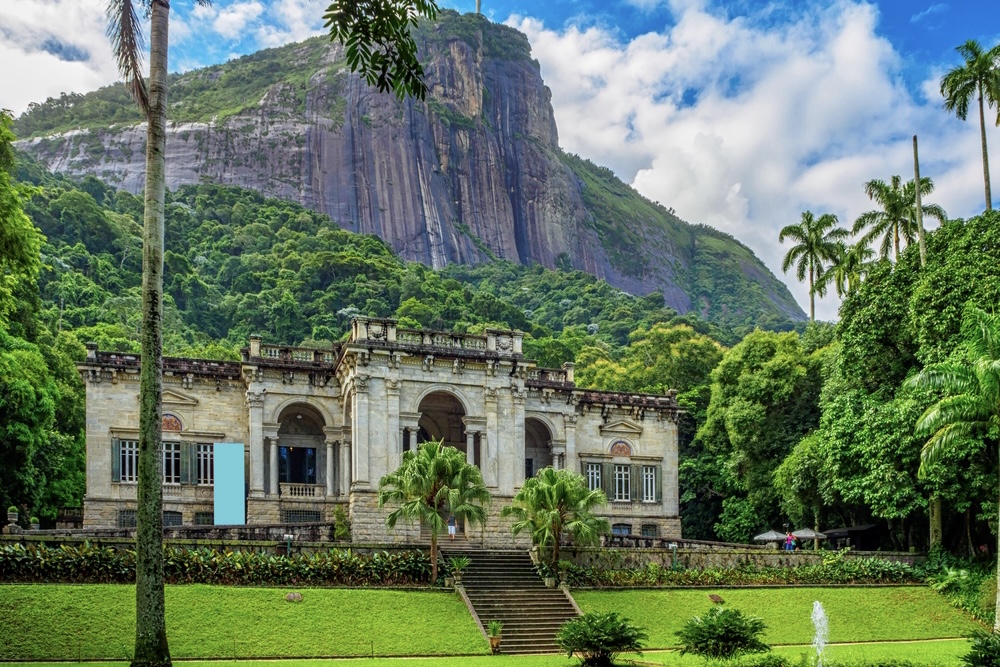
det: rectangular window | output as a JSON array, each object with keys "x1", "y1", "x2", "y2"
[
  {"x1": 614, "y1": 464, "x2": 630, "y2": 501},
  {"x1": 197, "y1": 444, "x2": 214, "y2": 485},
  {"x1": 120, "y1": 440, "x2": 139, "y2": 483},
  {"x1": 612, "y1": 523, "x2": 631, "y2": 536},
  {"x1": 642, "y1": 466, "x2": 657, "y2": 502},
  {"x1": 194, "y1": 511, "x2": 214, "y2": 526},
  {"x1": 279, "y1": 447, "x2": 317, "y2": 484},
  {"x1": 117, "y1": 509, "x2": 137, "y2": 528},
  {"x1": 163, "y1": 442, "x2": 181, "y2": 484},
  {"x1": 641, "y1": 524, "x2": 658, "y2": 537},
  {"x1": 525, "y1": 458, "x2": 534, "y2": 480},
  {"x1": 163, "y1": 511, "x2": 183, "y2": 527},
  {"x1": 586, "y1": 463, "x2": 602, "y2": 492}
]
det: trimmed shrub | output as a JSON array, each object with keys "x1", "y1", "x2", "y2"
[
  {"x1": 962, "y1": 629, "x2": 1000, "y2": 667},
  {"x1": 556, "y1": 611, "x2": 647, "y2": 667},
  {"x1": 0, "y1": 543, "x2": 431, "y2": 586},
  {"x1": 676, "y1": 606, "x2": 769, "y2": 659}
]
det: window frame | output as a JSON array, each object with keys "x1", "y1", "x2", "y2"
[
  {"x1": 642, "y1": 465, "x2": 657, "y2": 502},
  {"x1": 197, "y1": 443, "x2": 214, "y2": 486},
  {"x1": 585, "y1": 462, "x2": 602, "y2": 492},
  {"x1": 120, "y1": 440, "x2": 139, "y2": 483},
  {"x1": 613, "y1": 463, "x2": 630, "y2": 502},
  {"x1": 163, "y1": 441, "x2": 181, "y2": 485}
]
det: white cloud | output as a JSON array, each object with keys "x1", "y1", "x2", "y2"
[
  {"x1": 213, "y1": 1, "x2": 266, "y2": 40},
  {"x1": 511, "y1": 1, "x2": 1000, "y2": 320},
  {"x1": 0, "y1": 0, "x2": 118, "y2": 115}
]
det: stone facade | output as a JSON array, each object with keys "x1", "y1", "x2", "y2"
[{"x1": 79, "y1": 318, "x2": 682, "y2": 545}]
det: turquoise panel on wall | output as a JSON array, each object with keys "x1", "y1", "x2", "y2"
[{"x1": 214, "y1": 442, "x2": 246, "y2": 525}]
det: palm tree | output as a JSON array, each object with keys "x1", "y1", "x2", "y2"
[
  {"x1": 378, "y1": 440, "x2": 490, "y2": 583},
  {"x1": 106, "y1": 1, "x2": 439, "y2": 662},
  {"x1": 500, "y1": 467, "x2": 610, "y2": 566},
  {"x1": 940, "y1": 40, "x2": 1000, "y2": 211},
  {"x1": 817, "y1": 242, "x2": 876, "y2": 298},
  {"x1": 906, "y1": 307, "x2": 1000, "y2": 630},
  {"x1": 779, "y1": 211, "x2": 848, "y2": 321},
  {"x1": 852, "y1": 176, "x2": 947, "y2": 261}
]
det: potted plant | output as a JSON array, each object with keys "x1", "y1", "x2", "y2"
[
  {"x1": 487, "y1": 620, "x2": 504, "y2": 654},
  {"x1": 6, "y1": 506, "x2": 16, "y2": 524},
  {"x1": 448, "y1": 556, "x2": 471, "y2": 585},
  {"x1": 29, "y1": 516, "x2": 39, "y2": 530},
  {"x1": 557, "y1": 559, "x2": 573, "y2": 587}
]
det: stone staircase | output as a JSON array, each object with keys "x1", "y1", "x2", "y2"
[{"x1": 446, "y1": 549, "x2": 579, "y2": 655}]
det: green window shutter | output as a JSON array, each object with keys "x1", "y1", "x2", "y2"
[
  {"x1": 655, "y1": 465, "x2": 663, "y2": 503},
  {"x1": 630, "y1": 464, "x2": 640, "y2": 501},
  {"x1": 111, "y1": 438, "x2": 121, "y2": 483},
  {"x1": 180, "y1": 443, "x2": 192, "y2": 484},
  {"x1": 603, "y1": 462, "x2": 614, "y2": 499}
]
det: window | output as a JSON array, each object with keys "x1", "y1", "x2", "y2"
[
  {"x1": 279, "y1": 447, "x2": 317, "y2": 484},
  {"x1": 197, "y1": 444, "x2": 214, "y2": 485},
  {"x1": 642, "y1": 466, "x2": 657, "y2": 502},
  {"x1": 641, "y1": 524, "x2": 658, "y2": 538},
  {"x1": 163, "y1": 511, "x2": 183, "y2": 527},
  {"x1": 525, "y1": 458, "x2": 534, "y2": 480},
  {"x1": 117, "y1": 509, "x2": 137, "y2": 528},
  {"x1": 194, "y1": 511, "x2": 214, "y2": 526},
  {"x1": 120, "y1": 440, "x2": 139, "y2": 483},
  {"x1": 163, "y1": 442, "x2": 181, "y2": 484},
  {"x1": 612, "y1": 523, "x2": 631, "y2": 536},
  {"x1": 586, "y1": 463, "x2": 602, "y2": 492},
  {"x1": 613, "y1": 464, "x2": 630, "y2": 502},
  {"x1": 281, "y1": 509, "x2": 322, "y2": 524}
]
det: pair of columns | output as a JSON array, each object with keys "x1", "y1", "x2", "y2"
[
  {"x1": 263, "y1": 433, "x2": 351, "y2": 498},
  {"x1": 400, "y1": 424, "x2": 483, "y2": 468}
]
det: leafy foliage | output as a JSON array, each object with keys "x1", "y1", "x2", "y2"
[
  {"x1": 676, "y1": 606, "x2": 769, "y2": 659},
  {"x1": 961, "y1": 629, "x2": 1000, "y2": 667},
  {"x1": 0, "y1": 543, "x2": 432, "y2": 586},
  {"x1": 556, "y1": 611, "x2": 647, "y2": 667}
]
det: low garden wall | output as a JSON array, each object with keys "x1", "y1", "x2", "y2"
[{"x1": 565, "y1": 546, "x2": 922, "y2": 570}]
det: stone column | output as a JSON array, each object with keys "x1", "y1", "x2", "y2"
[
  {"x1": 512, "y1": 385, "x2": 526, "y2": 488},
  {"x1": 466, "y1": 430, "x2": 476, "y2": 467},
  {"x1": 408, "y1": 428, "x2": 418, "y2": 452},
  {"x1": 484, "y1": 388, "x2": 499, "y2": 488},
  {"x1": 246, "y1": 390, "x2": 265, "y2": 498},
  {"x1": 268, "y1": 437, "x2": 279, "y2": 496},
  {"x1": 564, "y1": 414, "x2": 578, "y2": 473},
  {"x1": 326, "y1": 439, "x2": 335, "y2": 497},
  {"x1": 552, "y1": 442, "x2": 566, "y2": 471},
  {"x1": 340, "y1": 437, "x2": 352, "y2": 496},
  {"x1": 352, "y1": 377, "x2": 370, "y2": 487}
]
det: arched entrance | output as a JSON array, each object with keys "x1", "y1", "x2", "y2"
[
  {"x1": 417, "y1": 391, "x2": 466, "y2": 452},
  {"x1": 276, "y1": 404, "x2": 326, "y2": 495},
  {"x1": 524, "y1": 417, "x2": 553, "y2": 480}
]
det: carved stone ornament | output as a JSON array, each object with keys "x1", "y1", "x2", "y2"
[
  {"x1": 354, "y1": 375, "x2": 369, "y2": 393},
  {"x1": 386, "y1": 378, "x2": 400, "y2": 392},
  {"x1": 609, "y1": 440, "x2": 632, "y2": 457},
  {"x1": 484, "y1": 387, "x2": 499, "y2": 401},
  {"x1": 496, "y1": 335, "x2": 513, "y2": 351},
  {"x1": 162, "y1": 414, "x2": 183, "y2": 432},
  {"x1": 563, "y1": 414, "x2": 578, "y2": 427},
  {"x1": 245, "y1": 390, "x2": 266, "y2": 408},
  {"x1": 368, "y1": 322, "x2": 386, "y2": 340}
]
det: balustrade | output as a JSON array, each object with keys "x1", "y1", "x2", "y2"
[{"x1": 280, "y1": 483, "x2": 325, "y2": 498}]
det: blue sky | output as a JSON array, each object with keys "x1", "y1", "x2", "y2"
[{"x1": 1, "y1": 0, "x2": 998, "y2": 319}]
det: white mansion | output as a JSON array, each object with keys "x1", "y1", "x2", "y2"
[{"x1": 78, "y1": 317, "x2": 682, "y2": 544}]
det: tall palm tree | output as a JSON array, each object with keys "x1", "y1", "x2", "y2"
[
  {"x1": 779, "y1": 211, "x2": 848, "y2": 321},
  {"x1": 106, "y1": 2, "x2": 210, "y2": 664},
  {"x1": 501, "y1": 467, "x2": 610, "y2": 566},
  {"x1": 852, "y1": 176, "x2": 947, "y2": 261},
  {"x1": 378, "y1": 440, "x2": 490, "y2": 583},
  {"x1": 817, "y1": 242, "x2": 876, "y2": 298},
  {"x1": 906, "y1": 307, "x2": 1000, "y2": 630},
  {"x1": 940, "y1": 40, "x2": 1000, "y2": 212}
]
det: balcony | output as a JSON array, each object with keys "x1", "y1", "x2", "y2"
[{"x1": 280, "y1": 483, "x2": 325, "y2": 498}]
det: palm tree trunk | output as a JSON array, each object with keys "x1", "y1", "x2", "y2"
[
  {"x1": 929, "y1": 496, "x2": 943, "y2": 549},
  {"x1": 893, "y1": 224, "x2": 900, "y2": 261},
  {"x1": 430, "y1": 530, "x2": 438, "y2": 583},
  {"x1": 133, "y1": 1, "x2": 170, "y2": 665},
  {"x1": 979, "y1": 86, "x2": 993, "y2": 212},
  {"x1": 808, "y1": 267, "x2": 815, "y2": 322}
]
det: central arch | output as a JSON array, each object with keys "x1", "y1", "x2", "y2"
[
  {"x1": 417, "y1": 391, "x2": 467, "y2": 453},
  {"x1": 276, "y1": 404, "x2": 325, "y2": 488},
  {"x1": 524, "y1": 417, "x2": 553, "y2": 479}
]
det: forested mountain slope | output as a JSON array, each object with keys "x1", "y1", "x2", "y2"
[{"x1": 14, "y1": 11, "x2": 804, "y2": 327}]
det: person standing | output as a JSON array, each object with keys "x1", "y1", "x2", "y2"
[
  {"x1": 448, "y1": 514, "x2": 457, "y2": 540},
  {"x1": 785, "y1": 532, "x2": 794, "y2": 551}
]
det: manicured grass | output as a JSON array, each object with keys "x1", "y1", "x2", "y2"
[
  {"x1": 575, "y1": 587, "x2": 981, "y2": 648},
  {"x1": 0, "y1": 584, "x2": 487, "y2": 660},
  {"x1": 1, "y1": 640, "x2": 974, "y2": 667}
]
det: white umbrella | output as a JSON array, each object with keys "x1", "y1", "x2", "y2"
[
  {"x1": 753, "y1": 529, "x2": 787, "y2": 542},
  {"x1": 793, "y1": 528, "x2": 827, "y2": 540}
]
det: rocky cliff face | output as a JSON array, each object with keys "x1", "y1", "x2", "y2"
[{"x1": 15, "y1": 11, "x2": 804, "y2": 323}]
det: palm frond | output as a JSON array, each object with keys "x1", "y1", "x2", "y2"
[{"x1": 106, "y1": 0, "x2": 150, "y2": 115}]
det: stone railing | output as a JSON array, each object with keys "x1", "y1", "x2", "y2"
[
  {"x1": 348, "y1": 316, "x2": 523, "y2": 356},
  {"x1": 528, "y1": 367, "x2": 569, "y2": 383},
  {"x1": 247, "y1": 339, "x2": 337, "y2": 364},
  {"x1": 396, "y1": 329, "x2": 489, "y2": 351},
  {"x1": 280, "y1": 483, "x2": 325, "y2": 498}
]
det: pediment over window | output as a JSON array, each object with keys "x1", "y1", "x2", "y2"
[
  {"x1": 162, "y1": 389, "x2": 199, "y2": 407},
  {"x1": 599, "y1": 419, "x2": 644, "y2": 436}
]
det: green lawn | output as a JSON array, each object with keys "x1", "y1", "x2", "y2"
[
  {"x1": 1, "y1": 639, "x2": 974, "y2": 667},
  {"x1": 574, "y1": 588, "x2": 981, "y2": 648},
  {"x1": 0, "y1": 584, "x2": 487, "y2": 660}
]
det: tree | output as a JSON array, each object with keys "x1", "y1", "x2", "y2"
[
  {"x1": 323, "y1": 0, "x2": 440, "y2": 100},
  {"x1": 851, "y1": 176, "x2": 947, "y2": 261},
  {"x1": 779, "y1": 211, "x2": 847, "y2": 321},
  {"x1": 818, "y1": 242, "x2": 875, "y2": 298},
  {"x1": 940, "y1": 40, "x2": 1000, "y2": 211},
  {"x1": 906, "y1": 307, "x2": 1000, "y2": 629},
  {"x1": 378, "y1": 440, "x2": 490, "y2": 583},
  {"x1": 500, "y1": 467, "x2": 609, "y2": 565},
  {"x1": 0, "y1": 111, "x2": 42, "y2": 327}
]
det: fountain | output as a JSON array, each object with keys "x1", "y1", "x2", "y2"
[{"x1": 811, "y1": 600, "x2": 828, "y2": 666}]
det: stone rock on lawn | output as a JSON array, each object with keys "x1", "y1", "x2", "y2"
[{"x1": 285, "y1": 592, "x2": 303, "y2": 602}]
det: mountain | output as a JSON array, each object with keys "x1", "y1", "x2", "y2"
[{"x1": 14, "y1": 10, "x2": 805, "y2": 326}]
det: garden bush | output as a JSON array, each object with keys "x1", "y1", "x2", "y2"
[
  {"x1": 961, "y1": 629, "x2": 1000, "y2": 667},
  {"x1": 556, "y1": 611, "x2": 647, "y2": 667},
  {"x1": 0, "y1": 542, "x2": 431, "y2": 586},
  {"x1": 676, "y1": 607, "x2": 769, "y2": 659}
]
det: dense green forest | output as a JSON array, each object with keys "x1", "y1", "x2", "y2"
[{"x1": 3, "y1": 109, "x2": 999, "y2": 558}]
